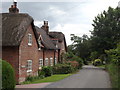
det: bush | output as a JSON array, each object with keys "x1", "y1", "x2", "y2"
[
  {"x1": 41, "y1": 66, "x2": 53, "y2": 77},
  {"x1": 2, "y1": 60, "x2": 16, "y2": 89},
  {"x1": 25, "y1": 76, "x2": 41, "y2": 82},
  {"x1": 93, "y1": 59, "x2": 102, "y2": 66},
  {"x1": 38, "y1": 69, "x2": 45, "y2": 79},
  {"x1": 25, "y1": 76, "x2": 34, "y2": 81},
  {"x1": 53, "y1": 64, "x2": 74, "y2": 74},
  {"x1": 63, "y1": 52, "x2": 83, "y2": 69},
  {"x1": 106, "y1": 63, "x2": 119, "y2": 89}
]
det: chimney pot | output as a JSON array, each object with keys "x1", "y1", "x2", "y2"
[
  {"x1": 9, "y1": 1, "x2": 19, "y2": 13},
  {"x1": 42, "y1": 21, "x2": 49, "y2": 34}
]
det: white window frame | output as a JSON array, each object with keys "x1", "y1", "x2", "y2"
[
  {"x1": 39, "y1": 58, "x2": 43, "y2": 67},
  {"x1": 55, "y1": 58, "x2": 57, "y2": 65},
  {"x1": 45, "y1": 58, "x2": 49, "y2": 66},
  {"x1": 50, "y1": 57, "x2": 53, "y2": 66},
  {"x1": 28, "y1": 33, "x2": 32, "y2": 46},
  {"x1": 27, "y1": 60, "x2": 32, "y2": 72}
]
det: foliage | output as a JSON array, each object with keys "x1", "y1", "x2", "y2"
[
  {"x1": 93, "y1": 59, "x2": 102, "y2": 66},
  {"x1": 66, "y1": 61, "x2": 79, "y2": 70},
  {"x1": 105, "y1": 43, "x2": 120, "y2": 89},
  {"x1": 2, "y1": 60, "x2": 16, "y2": 89},
  {"x1": 106, "y1": 63, "x2": 119, "y2": 89},
  {"x1": 70, "y1": 34, "x2": 91, "y2": 61},
  {"x1": 90, "y1": 51, "x2": 99, "y2": 61},
  {"x1": 41, "y1": 66, "x2": 53, "y2": 77},
  {"x1": 91, "y1": 7, "x2": 120, "y2": 55},
  {"x1": 105, "y1": 43, "x2": 120, "y2": 65},
  {"x1": 38, "y1": 69, "x2": 45, "y2": 79},
  {"x1": 64, "y1": 52, "x2": 83, "y2": 68},
  {"x1": 25, "y1": 76, "x2": 41, "y2": 82},
  {"x1": 53, "y1": 64, "x2": 74, "y2": 74}
]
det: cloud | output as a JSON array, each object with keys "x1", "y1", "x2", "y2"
[
  {"x1": 34, "y1": 21, "x2": 43, "y2": 27},
  {"x1": 2, "y1": 0, "x2": 120, "y2": 45},
  {"x1": 51, "y1": 23, "x2": 92, "y2": 45}
]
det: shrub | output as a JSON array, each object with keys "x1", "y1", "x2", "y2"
[
  {"x1": 93, "y1": 59, "x2": 102, "y2": 66},
  {"x1": 2, "y1": 60, "x2": 16, "y2": 89},
  {"x1": 41, "y1": 66, "x2": 53, "y2": 77},
  {"x1": 53, "y1": 64, "x2": 74, "y2": 74},
  {"x1": 66, "y1": 61, "x2": 79, "y2": 70},
  {"x1": 38, "y1": 69, "x2": 45, "y2": 79},
  {"x1": 25, "y1": 76, "x2": 41, "y2": 82},
  {"x1": 25, "y1": 76, "x2": 34, "y2": 81}
]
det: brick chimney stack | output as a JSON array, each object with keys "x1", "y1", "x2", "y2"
[
  {"x1": 9, "y1": 0, "x2": 19, "y2": 13},
  {"x1": 41, "y1": 21, "x2": 49, "y2": 34}
]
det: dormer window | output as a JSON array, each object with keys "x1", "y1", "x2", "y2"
[
  {"x1": 38, "y1": 35, "x2": 42, "y2": 50},
  {"x1": 28, "y1": 33, "x2": 32, "y2": 46}
]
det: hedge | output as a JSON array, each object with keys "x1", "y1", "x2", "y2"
[
  {"x1": 2, "y1": 60, "x2": 16, "y2": 89},
  {"x1": 53, "y1": 64, "x2": 74, "y2": 74}
]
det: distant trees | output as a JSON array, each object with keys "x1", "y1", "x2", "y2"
[
  {"x1": 68, "y1": 6, "x2": 120, "y2": 63},
  {"x1": 68, "y1": 34, "x2": 91, "y2": 63}
]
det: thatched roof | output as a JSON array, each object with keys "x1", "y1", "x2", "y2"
[
  {"x1": 35, "y1": 26, "x2": 56, "y2": 50},
  {"x1": 1, "y1": 13, "x2": 35, "y2": 46},
  {"x1": 49, "y1": 32, "x2": 67, "y2": 51},
  {"x1": 49, "y1": 32, "x2": 65, "y2": 42}
]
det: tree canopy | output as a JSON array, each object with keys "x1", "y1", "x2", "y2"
[{"x1": 68, "y1": 6, "x2": 120, "y2": 62}]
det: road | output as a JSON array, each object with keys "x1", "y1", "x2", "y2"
[{"x1": 45, "y1": 65, "x2": 111, "y2": 88}]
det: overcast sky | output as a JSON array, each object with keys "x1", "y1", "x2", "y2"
[{"x1": 2, "y1": 0, "x2": 120, "y2": 45}]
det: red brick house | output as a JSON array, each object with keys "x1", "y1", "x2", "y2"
[
  {"x1": 35, "y1": 26, "x2": 58, "y2": 67},
  {"x1": 49, "y1": 32, "x2": 67, "y2": 63},
  {"x1": 2, "y1": 12, "x2": 40, "y2": 83},
  {"x1": 1, "y1": 2, "x2": 67, "y2": 83}
]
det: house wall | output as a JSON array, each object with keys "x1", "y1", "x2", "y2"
[
  {"x1": 2, "y1": 46, "x2": 19, "y2": 83},
  {"x1": 19, "y1": 25, "x2": 41, "y2": 83},
  {"x1": 59, "y1": 41, "x2": 66, "y2": 54},
  {"x1": 44, "y1": 50, "x2": 58, "y2": 66}
]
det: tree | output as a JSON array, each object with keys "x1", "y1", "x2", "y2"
[
  {"x1": 91, "y1": 7, "x2": 120, "y2": 55},
  {"x1": 70, "y1": 34, "x2": 91, "y2": 62}
]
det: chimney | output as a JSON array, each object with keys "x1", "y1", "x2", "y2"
[
  {"x1": 9, "y1": 0, "x2": 19, "y2": 13},
  {"x1": 41, "y1": 21, "x2": 49, "y2": 34}
]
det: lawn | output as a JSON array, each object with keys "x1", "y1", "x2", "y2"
[{"x1": 22, "y1": 74, "x2": 71, "y2": 84}]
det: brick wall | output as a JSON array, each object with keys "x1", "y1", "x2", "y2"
[
  {"x1": 2, "y1": 46, "x2": 19, "y2": 83},
  {"x1": 43, "y1": 49, "x2": 59, "y2": 66},
  {"x1": 19, "y1": 25, "x2": 41, "y2": 83}
]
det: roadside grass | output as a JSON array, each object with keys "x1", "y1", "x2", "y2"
[
  {"x1": 106, "y1": 63, "x2": 119, "y2": 89},
  {"x1": 22, "y1": 74, "x2": 71, "y2": 84},
  {"x1": 96, "y1": 65, "x2": 105, "y2": 68}
]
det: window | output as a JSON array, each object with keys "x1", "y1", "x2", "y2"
[
  {"x1": 38, "y1": 40, "x2": 41, "y2": 50},
  {"x1": 50, "y1": 58, "x2": 53, "y2": 66},
  {"x1": 28, "y1": 33, "x2": 32, "y2": 46},
  {"x1": 27, "y1": 60, "x2": 32, "y2": 72},
  {"x1": 39, "y1": 59, "x2": 43, "y2": 67},
  {"x1": 45, "y1": 58, "x2": 49, "y2": 66},
  {"x1": 55, "y1": 58, "x2": 57, "y2": 65}
]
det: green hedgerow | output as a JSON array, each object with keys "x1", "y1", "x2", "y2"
[{"x1": 2, "y1": 60, "x2": 16, "y2": 89}]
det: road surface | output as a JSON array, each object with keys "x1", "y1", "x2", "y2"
[{"x1": 45, "y1": 65, "x2": 111, "y2": 88}]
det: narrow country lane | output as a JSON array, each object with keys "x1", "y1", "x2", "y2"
[{"x1": 45, "y1": 65, "x2": 111, "y2": 88}]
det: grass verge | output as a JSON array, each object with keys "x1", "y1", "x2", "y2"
[
  {"x1": 22, "y1": 74, "x2": 71, "y2": 84},
  {"x1": 96, "y1": 65, "x2": 105, "y2": 68},
  {"x1": 106, "y1": 63, "x2": 119, "y2": 89}
]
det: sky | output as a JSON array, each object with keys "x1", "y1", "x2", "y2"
[{"x1": 2, "y1": 0, "x2": 120, "y2": 45}]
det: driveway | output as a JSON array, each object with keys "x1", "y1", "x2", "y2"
[{"x1": 45, "y1": 65, "x2": 111, "y2": 88}]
